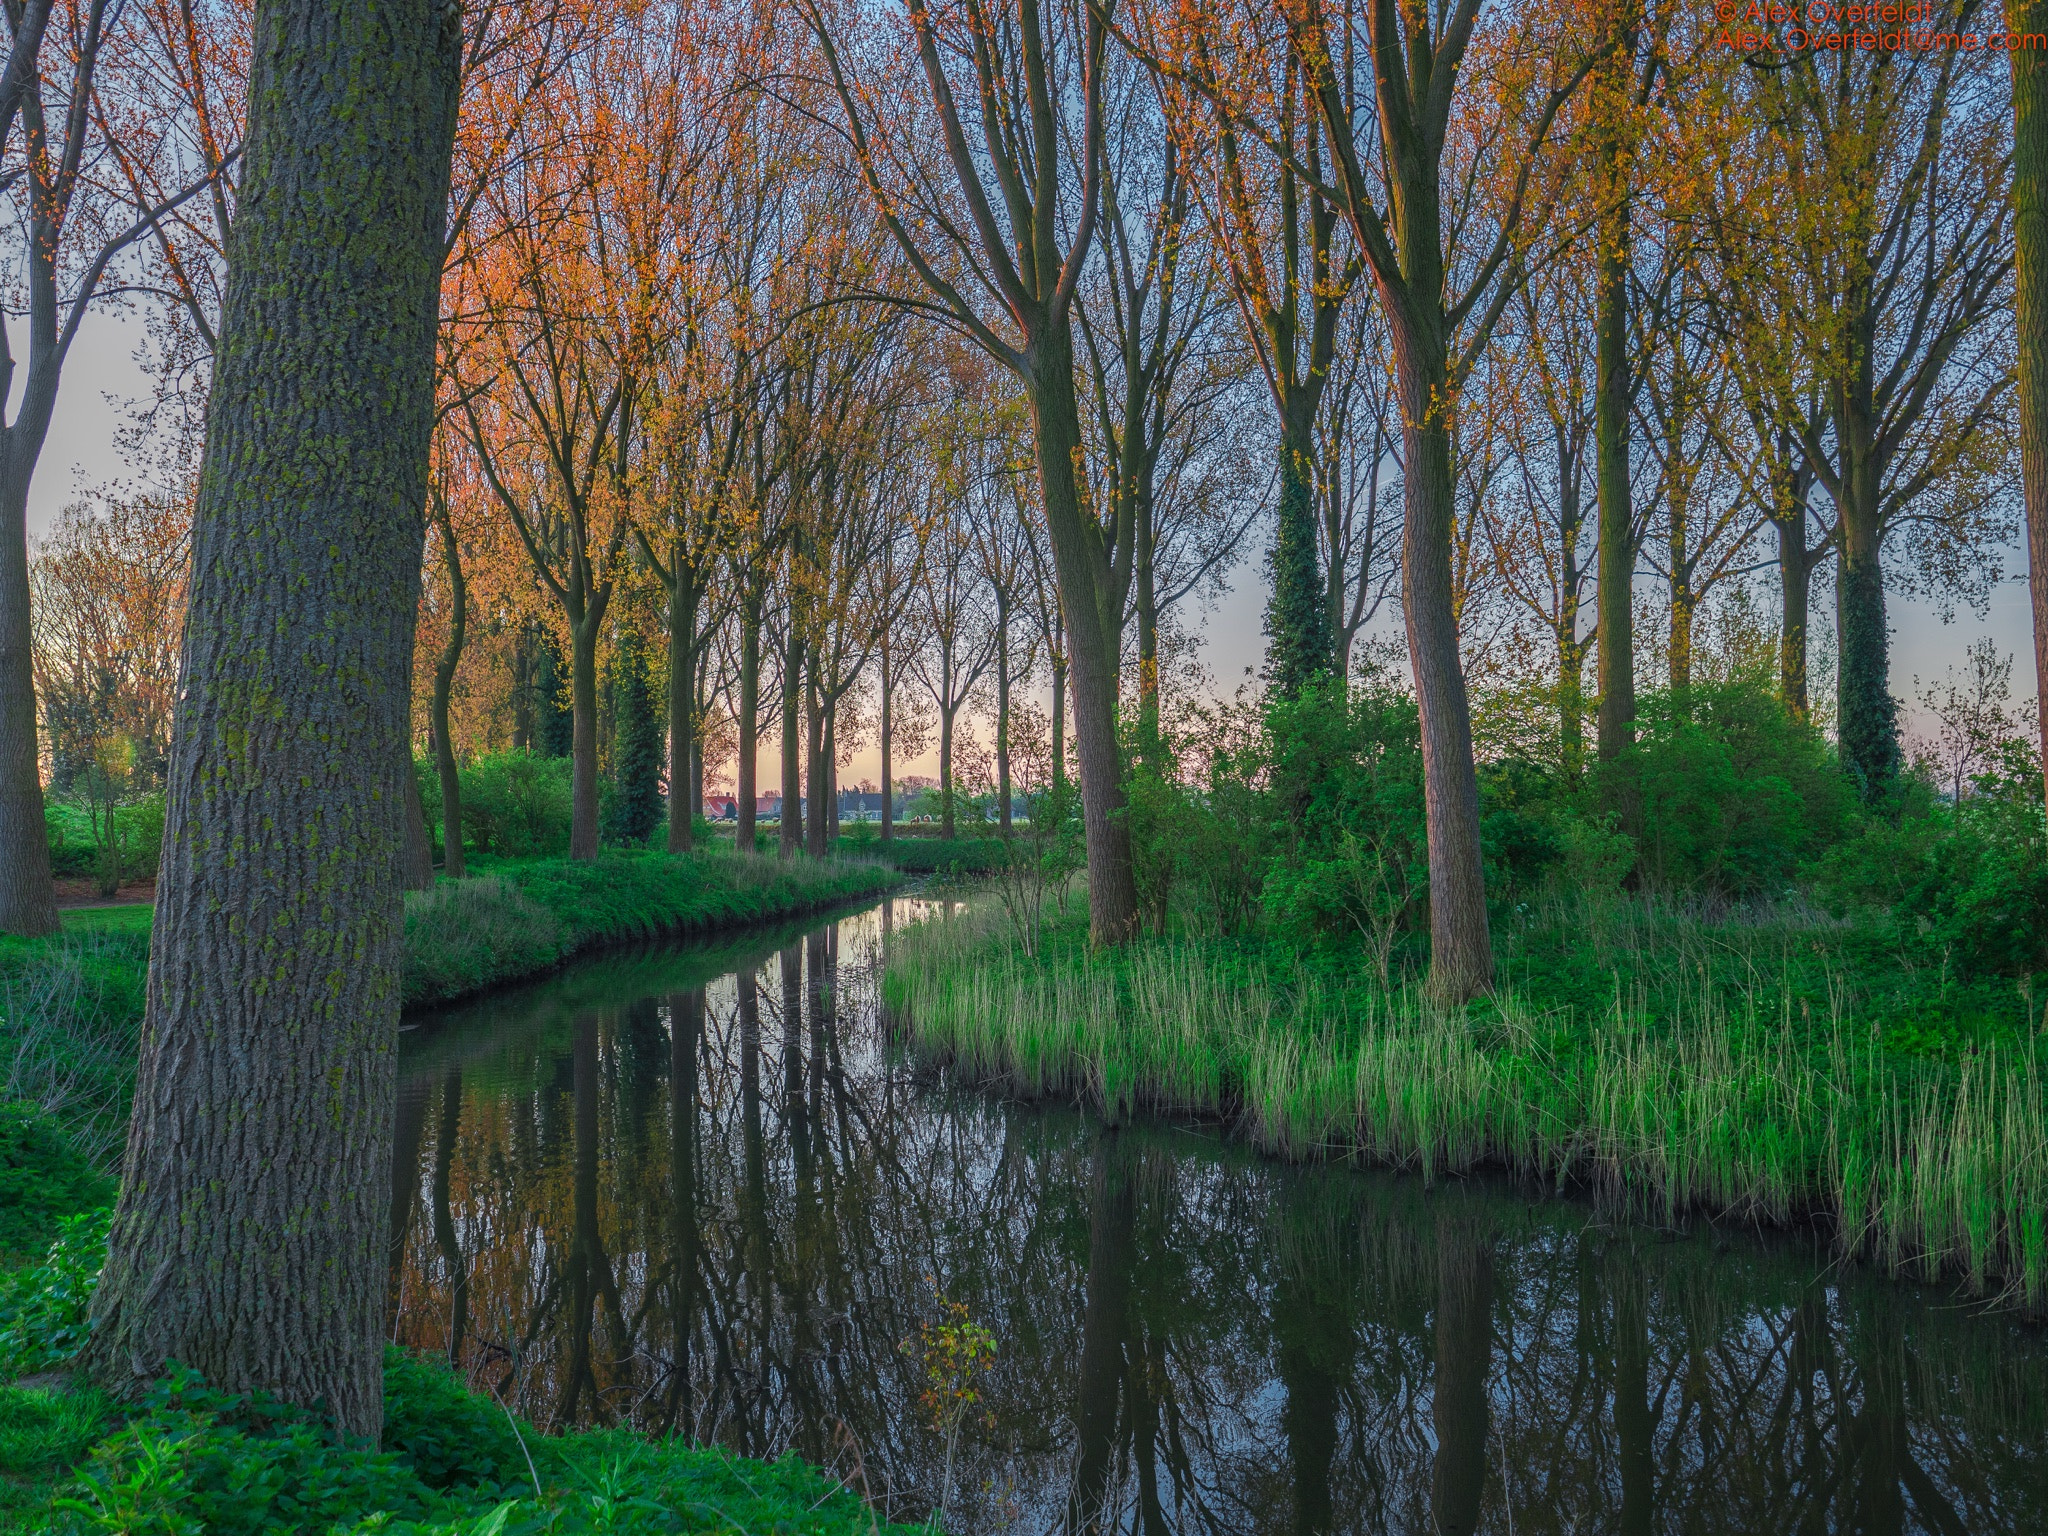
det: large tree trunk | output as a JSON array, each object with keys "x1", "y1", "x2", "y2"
[
  {"x1": 737, "y1": 598, "x2": 760, "y2": 854},
  {"x1": 83, "y1": 0, "x2": 460, "y2": 1439},
  {"x1": 569, "y1": 611, "x2": 602, "y2": 858},
  {"x1": 665, "y1": 570, "x2": 697, "y2": 854},
  {"x1": 780, "y1": 629, "x2": 802, "y2": 858},
  {"x1": 1388, "y1": 307, "x2": 1493, "y2": 1000},
  {"x1": 431, "y1": 515, "x2": 467, "y2": 880},
  {"x1": 1595, "y1": 195, "x2": 1635, "y2": 762},
  {"x1": 1027, "y1": 323, "x2": 1136, "y2": 941},
  {"x1": 1557, "y1": 441, "x2": 1588, "y2": 776},
  {"x1": 1051, "y1": 643, "x2": 1066, "y2": 787},
  {"x1": 2013, "y1": 0, "x2": 2048, "y2": 803}
]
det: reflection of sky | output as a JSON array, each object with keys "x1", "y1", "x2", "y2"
[
  {"x1": 391, "y1": 900, "x2": 2048, "y2": 1536},
  {"x1": 33, "y1": 307, "x2": 2033, "y2": 768}
]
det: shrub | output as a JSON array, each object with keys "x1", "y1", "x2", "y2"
[
  {"x1": 379, "y1": 1352, "x2": 530, "y2": 1493},
  {"x1": 0, "y1": 1207, "x2": 110, "y2": 1376},
  {"x1": 1601, "y1": 681, "x2": 1847, "y2": 895},
  {"x1": 1260, "y1": 677, "x2": 1426, "y2": 949},
  {"x1": 459, "y1": 752, "x2": 573, "y2": 858}
]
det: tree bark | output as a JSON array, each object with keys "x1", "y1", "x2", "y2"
[
  {"x1": 1267, "y1": 410, "x2": 1330, "y2": 698},
  {"x1": 1388, "y1": 305, "x2": 1493, "y2": 1000},
  {"x1": 737, "y1": 595, "x2": 760, "y2": 854},
  {"x1": 83, "y1": 0, "x2": 460, "y2": 1439},
  {"x1": 780, "y1": 628, "x2": 803, "y2": 858},
  {"x1": 1595, "y1": 193, "x2": 1635, "y2": 760},
  {"x1": 400, "y1": 738, "x2": 434, "y2": 890},
  {"x1": 1776, "y1": 501, "x2": 1815, "y2": 720},
  {"x1": 1836, "y1": 432, "x2": 1899, "y2": 801},
  {"x1": 569, "y1": 611, "x2": 603, "y2": 858},
  {"x1": 938, "y1": 698, "x2": 956, "y2": 841},
  {"x1": 996, "y1": 595, "x2": 1013, "y2": 835},
  {"x1": 2012, "y1": 0, "x2": 2048, "y2": 803},
  {"x1": 1028, "y1": 325, "x2": 1136, "y2": 941},
  {"x1": 0, "y1": 468, "x2": 57, "y2": 935},
  {"x1": 665, "y1": 568, "x2": 698, "y2": 853},
  {"x1": 430, "y1": 509, "x2": 467, "y2": 880},
  {"x1": 879, "y1": 632, "x2": 893, "y2": 844},
  {"x1": 805, "y1": 649, "x2": 828, "y2": 858}
]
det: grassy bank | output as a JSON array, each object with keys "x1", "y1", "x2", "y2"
[
  {"x1": 402, "y1": 848, "x2": 896, "y2": 1007},
  {"x1": 0, "y1": 851, "x2": 896, "y2": 1199},
  {"x1": 884, "y1": 893, "x2": 2048, "y2": 1304},
  {"x1": 836, "y1": 832, "x2": 1006, "y2": 874}
]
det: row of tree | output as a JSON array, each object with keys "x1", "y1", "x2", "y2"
[{"x1": 0, "y1": 0, "x2": 2022, "y2": 1434}]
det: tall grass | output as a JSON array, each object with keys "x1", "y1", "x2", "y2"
[
  {"x1": 884, "y1": 898, "x2": 2048, "y2": 1303},
  {"x1": 0, "y1": 928, "x2": 148, "y2": 1172}
]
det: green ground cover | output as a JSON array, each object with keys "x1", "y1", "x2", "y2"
[{"x1": 835, "y1": 830, "x2": 1007, "y2": 874}]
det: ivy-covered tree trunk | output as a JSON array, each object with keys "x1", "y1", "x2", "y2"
[
  {"x1": 2014, "y1": 0, "x2": 2048, "y2": 803},
  {"x1": 82, "y1": 0, "x2": 460, "y2": 1440},
  {"x1": 1836, "y1": 456, "x2": 1900, "y2": 801},
  {"x1": 1775, "y1": 499, "x2": 1815, "y2": 720},
  {"x1": 1265, "y1": 410, "x2": 1331, "y2": 698}
]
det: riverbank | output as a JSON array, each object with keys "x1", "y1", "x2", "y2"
[
  {"x1": 0, "y1": 1324, "x2": 920, "y2": 1534},
  {"x1": 883, "y1": 892, "x2": 2048, "y2": 1304},
  {"x1": 0, "y1": 850, "x2": 897, "y2": 1192}
]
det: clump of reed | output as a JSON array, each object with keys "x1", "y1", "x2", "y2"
[{"x1": 883, "y1": 899, "x2": 2048, "y2": 1304}]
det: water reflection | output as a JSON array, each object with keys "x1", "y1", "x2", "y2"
[{"x1": 391, "y1": 902, "x2": 2048, "y2": 1533}]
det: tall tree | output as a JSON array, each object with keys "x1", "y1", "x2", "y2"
[
  {"x1": 802, "y1": 0, "x2": 1141, "y2": 940},
  {"x1": 1290, "y1": 0, "x2": 1600, "y2": 998},
  {"x1": 2011, "y1": 0, "x2": 2048, "y2": 800},
  {"x1": 83, "y1": 0, "x2": 461, "y2": 1436}
]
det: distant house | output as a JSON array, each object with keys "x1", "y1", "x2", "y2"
[{"x1": 702, "y1": 793, "x2": 738, "y2": 821}]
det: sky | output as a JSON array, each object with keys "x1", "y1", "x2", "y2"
[{"x1": 25, "y1": 315, "x2": 2039, "y2": 797}]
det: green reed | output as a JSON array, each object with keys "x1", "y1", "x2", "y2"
[{"x1": 882, "y1": 898, "x2": 2048, "y2": 1304}]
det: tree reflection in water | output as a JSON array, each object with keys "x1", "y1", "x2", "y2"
[{"x1": 390, "y1": 901, "x2": 2048, "y2": 1534}]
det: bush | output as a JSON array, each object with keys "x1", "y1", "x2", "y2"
[
  {"x1": 42, "y1": 795, "x2": 164, "y2": 888},
  {"x1": 1600, "y1": 682, "x2": 1847, "y2": 895},
  {"x1": 1260, "y1": 677, "x2": 1427, "y2": 951},
  {"x1": 459, "y1": 752, "x2": 573, "y2": 858}
]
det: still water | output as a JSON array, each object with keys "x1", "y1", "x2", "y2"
[{"x1": 390, "y1": 899, "x2": 2048, "y2": 1534}]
